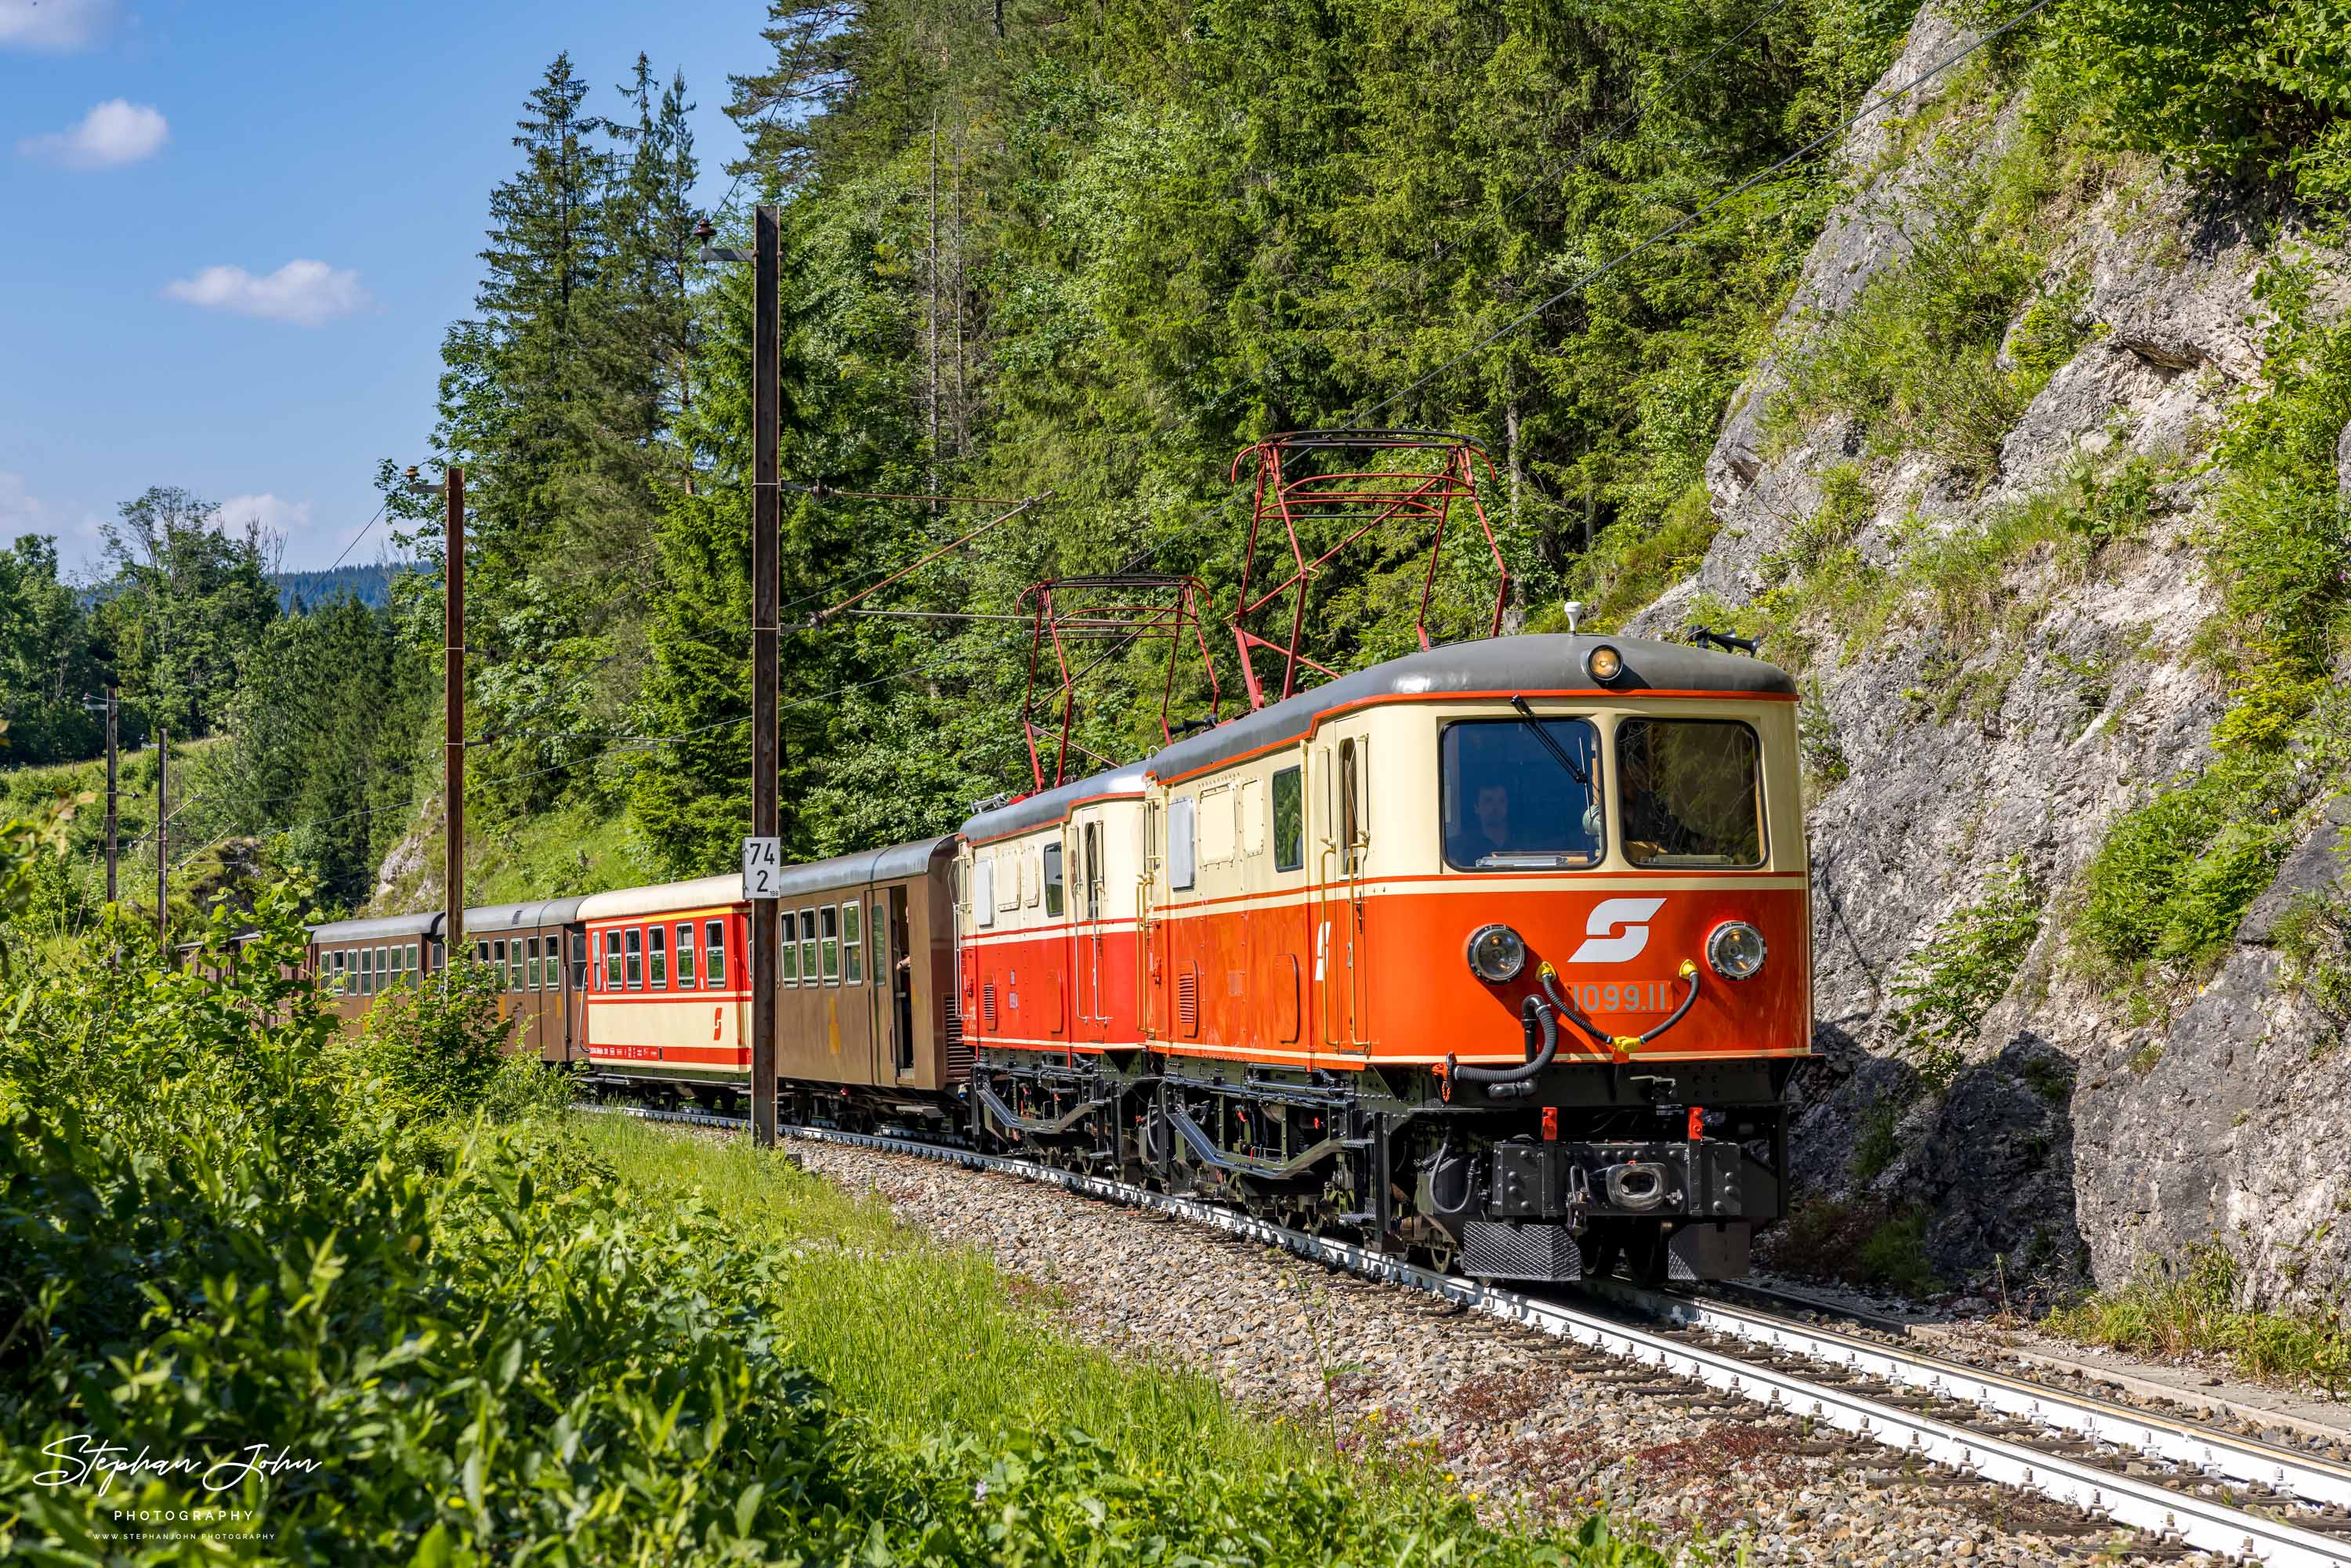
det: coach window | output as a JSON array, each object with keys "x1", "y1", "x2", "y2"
[
  {"x1": 799, "y1": 908, "x2": 818, "y2": 981},
  {"x1": 1043, "y1": 842, "x2": 1064, "y2": 918},
  {"x1": 1273, "y1": 766, "x2": 1304, "y2": 872},
  {"x1": 491, "y1": 938, "x2": 506, "y2": 990},
  {"x1": 820, "y1": 905, "x2": 840, "y2": 983},
  {"x1": 357, "y1": 947, "x2": 371, "y2": 994},
  {"x1": 572, "y1": 931, "x2": 589, "y2": 989},
  {"x1": 1440, "y1": 717, "x2": 1603, "y2": 871},
  {"x1": 625, "y1": 928, "x2": 643, "y2": 990},
  {"x1": 781, "y1": 913, "x2": 799, "y2": 986},
  {"x1": 1615, "y1": 718, "x2": 1765, "y2": 868},
  {"x1": 379, "y1": 945, "x2": 392, "y2": 986},
  {"x1": 705, "y1": 919, "x2": 727, "y2": 987},
  {"x1": 649, "y1": 925, "x2": 668, "y2": 989},
  {"x1": 1169, "y1": 796, "x2": 1197, "y2": 890},
  {"x1": 676, "y1": 922, "x2": 696, "y2": 988},
  {"x1": 525, "y1": 937, "x2": 541, "y2": 990},
  {"x1": 842, "y1": 901, "x2": 862, "y2": 984},
  {"x1": 872, "y1": 900, "x2": 887, "y2": 987},
  {"x1": 408, "y1": 942, "x2": 421, "y2": 980},
  {"x1": 604, "y1": 931, "x2": 622, "y2": 990}
]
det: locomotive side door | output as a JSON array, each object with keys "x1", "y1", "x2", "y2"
[
  {"x1": 1315, "y1": 733, "x2": 1371, "y2": 1056},
  {"x1": 1067, "y1": 813, "x2": 1109, "y2": 1045}
]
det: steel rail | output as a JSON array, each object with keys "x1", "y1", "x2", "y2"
[
  {"x1": 594, "y1": 1105, "x2": 2351, "y2": 1566},
  {"x1": 1593, "y1": 1279, "x2": 2351, "y2": 1514}
]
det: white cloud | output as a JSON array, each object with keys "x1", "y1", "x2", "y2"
[
  {"x1": 0, "y1": 0, "x2": 113, "y2": 51},
  {"x1": 17, "y1": 99, "x2": 168, "y2": 168},
  {"x1": 162, "y1": 260, "x2": 371, "y2": 328},
  {"x1": 0, "y1": 472, "x2": 50, "y2": 535},
  {"x1": 218, "y1": 493, "x2": 312, "y2": 536}
]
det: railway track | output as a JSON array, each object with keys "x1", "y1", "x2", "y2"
[{"x1": 595, "y1": 1102, "x2": 2351, "y2": 1566}]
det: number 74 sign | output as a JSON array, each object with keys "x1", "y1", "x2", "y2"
[{"x1": 741, "y1": 836, "x2": 783, "y2": 900}]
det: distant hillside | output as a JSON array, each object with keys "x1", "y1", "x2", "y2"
[{"x1": 272, "y1": 563, "x2": 414, "y2": 613}]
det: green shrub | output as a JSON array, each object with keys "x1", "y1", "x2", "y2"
[
  {"x1": 2048, "y1": 0, "x2": 2351, "y2": 208},
  {"x1": 2076, "y1": 754, "x2": 2294, "y2": 971},
  {"x1": 1856, "y1": 1211, "x2": 1940, "y2": 1296},
  {"x1": 348, "y1": 955, "x2": 520, "y2": 1124},
  {"x1": 1893, "y1": 856, "x2": 2045, "y2": 1086},
  {"x1": 2273, "y1": 885, "x2": 2351, "y2": 1046}
]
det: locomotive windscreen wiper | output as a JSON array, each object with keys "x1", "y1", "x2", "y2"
[{"x1": 1509, "y1": 696, "x2": 1592, "y2": 789}]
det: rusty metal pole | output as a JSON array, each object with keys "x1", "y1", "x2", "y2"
[
  {"x1": 751, "y1": 204, "x2": 781, "y2": 1149},
  {"x1": 444, "y1": 467, "x2": 465, "y2": 982}
]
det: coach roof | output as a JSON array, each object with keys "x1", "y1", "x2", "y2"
[
  {"x1": 1147, "y1": 632, "x2": 1795, "y2": 781},
  {"x1": 961, "y1": 762, "x2": 1150, "y2": 843},
  {"x1": 311, "y1": 909, "x2": 441, "y2": 944}
]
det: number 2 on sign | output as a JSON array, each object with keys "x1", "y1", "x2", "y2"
[{"x1": 741, "y1": 836, "x2": 783, "y2": 900}]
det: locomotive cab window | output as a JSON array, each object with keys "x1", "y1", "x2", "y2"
[
  {"x1": 1043, "y1": 842, "x2": 1064, "y2": 917},
  {"x1": 1616, "y1": 717, "x2": 1766, "y2": 867},
  {"x1": 704, "y1": 920, "x2": 726, "y2": 987},
  {"x1": 1441, "y1": 717, "x2": 1603, "y2": 870}
]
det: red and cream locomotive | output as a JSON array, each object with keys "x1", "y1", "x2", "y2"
[{"x1": 956, "y1": 631, "x2": 1807, "y2": 1283}]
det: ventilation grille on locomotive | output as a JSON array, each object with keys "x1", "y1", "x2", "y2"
[
  {"x1": 981, "y1": 981, "x2": 998, "y2": 1033},
  {"x1": 943, "y1": 990, "x2": 972, "y2": 1081},
  {"x1": 1177, "y1": 969, "x2": 1200, "y2": 1037}
]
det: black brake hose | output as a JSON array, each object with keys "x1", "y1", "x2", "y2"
[{"x1": 1450, "y1": 992, "x2": 1559, "y2": 1085}]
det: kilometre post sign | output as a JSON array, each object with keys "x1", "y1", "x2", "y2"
[{"x1": 741, "y1": 837, "x2": 783, "y2": 900}]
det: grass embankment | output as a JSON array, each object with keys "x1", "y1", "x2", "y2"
[
  {"x1": 0, "y1": 852, "x2": 1661, "y2": 1566},
  {"x1": 2046, "y1": 1248, "x2": 2351, "y2": 1396}
]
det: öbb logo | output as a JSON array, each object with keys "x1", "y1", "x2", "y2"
[{"x1": 1567, "y1": 897, "x2": 1666, "y2": 964}]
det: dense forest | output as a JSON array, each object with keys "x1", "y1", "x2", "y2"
[{"x1": 5, "y1": 0, "x2": 2341, "y2": 929}]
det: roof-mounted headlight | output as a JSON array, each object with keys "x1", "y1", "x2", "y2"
[
  {"x1": 1707, "y1": 921, "x2": 1766, "y2": 980},
  {"x1": 1465, "y1": 923, "x2": 1527, "y2": 983},
  {"x1": 1585, "y1": 644, "x2": 1624, "y2": 683}
]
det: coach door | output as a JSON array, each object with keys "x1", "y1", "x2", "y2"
[
  {"x1": 1315, "y1": 735, "x2": 1371, "y2": 1054},
  {"x1": 1069, "y1": 813, "x2": 1110, "y2": 1045}
]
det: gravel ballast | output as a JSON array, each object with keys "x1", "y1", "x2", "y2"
[{"x1": 788, "y1": 1137, "x2": 2230, "y2": 1566}]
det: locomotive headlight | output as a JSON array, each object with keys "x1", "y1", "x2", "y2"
[
  {"x1": 1706, "y1": 921, "x2": 1767, "y2": 980},
  {"x1": 1465, "y1": 923, "x2": 1528, "y2": 983},
  {"x1": 1585, "y1": 644, "x2": 1624, "y2": 683}
]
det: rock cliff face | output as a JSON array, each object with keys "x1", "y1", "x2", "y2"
[{"x1": 1635, "y1": 9, "x2": 2351, "y2": 1308}]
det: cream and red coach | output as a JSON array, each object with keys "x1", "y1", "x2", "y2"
[
  {"x1": 574, "y1": 841, "x2": 962, "y2": 1115},
  {"x1": 958, "y1": 632, "x2": 1809, "y2": 1284}
]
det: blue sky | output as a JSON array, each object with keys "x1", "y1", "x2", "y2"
[{"x1": 0, "y1": 0, "x2": 764, "y2": 573}]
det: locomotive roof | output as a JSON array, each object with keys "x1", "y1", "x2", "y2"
[
  {"x1": 1147, "y1": 632, "x2": 1795, "y2": 782},
  {"x1": 959, "y1": 762, "x2": 1150, "y2": 844}
]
